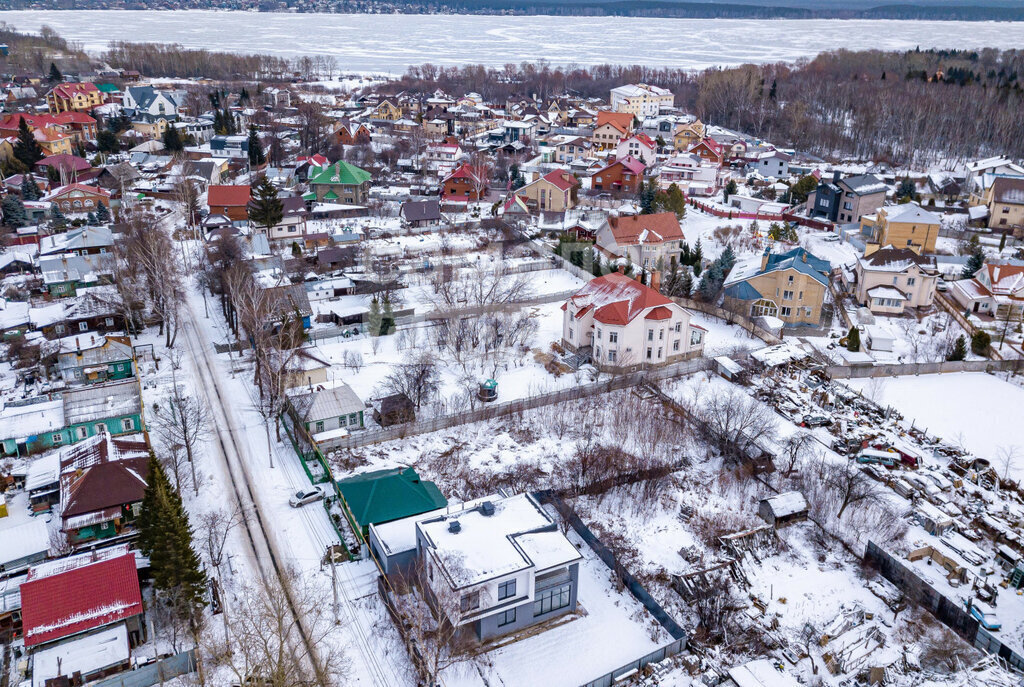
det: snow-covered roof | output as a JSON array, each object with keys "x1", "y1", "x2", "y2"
[
  {"x1": 30, "y1": 624, "x2": 130, "y2": 687},
  {"x1": 866, "y1": 286, "x2": 907, "y2": 300},
  {"x1": 761, "y1": 491, "x2": 808, "y2": 518},
  {"x1": 880, "y1": 202, "x2": 941, "y2": 225},
  {"x1": 728, "y1": 659, "x2": 801, "y2": 687}
]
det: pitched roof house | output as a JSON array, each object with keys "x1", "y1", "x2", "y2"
[
  {"x1": 950, "y1": 258, "x2": 1024, "y2": 320},
  {"x1": 441, "y1": 163, "x2": 488, "y2": 203},
  {"x1": 207, "y1": 184, "x2": 251, "y2": 223},
  {"x1": 595, "y1": 211, "x2": 684, "y2": 271},
  {"x1": 855, "y1": 246, "x2": 939, "y2": 314},
  {"x1": 724, "y1": 247, "x2": 832, "y2": 326},
  {"x1": 591, "y1": 155, "x2": 645, "y2": 194},
  {"x1": 307, "y1": 161, "x2": 372, "y2": 205},
  {"x1": 591, "y1": 110, "x2": 634, "y2": 150},
  {"x1": 561, "y1": 272, "x2": 705, "y2": 369},
  {"x1": 508, "y1": 169, "x2": 578, "y2": 214}
]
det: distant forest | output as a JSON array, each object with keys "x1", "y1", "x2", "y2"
[{"x1": 7, "y1": 0, "x2": 1024, "y2": 20}]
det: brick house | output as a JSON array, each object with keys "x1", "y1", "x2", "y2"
[
  {"x1": 207, "y1": 184, "x2": 252, "y2": 223},
  {"x1": 441, "y1": 163, "x2": 488, "y2": 202},
  {"x1": 591, "y1": 155, "x2": 645, "y2": 194}
]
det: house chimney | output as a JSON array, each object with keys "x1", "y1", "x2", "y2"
[
  {"x1": 650, "y1": 269, "x2": 662, "y2": 292},
  {"x1": 832, "y1": 170, "x2": 841, "y2": 183},
  {"x1": 802, "y1": 251, "x2": 808, "y2": 263},
  {"x1": 75, "y1": 336, "x2": 81, "y2": 355},
  {"x1": 760, "y1": 247, "x2": 771, "y2": 272}
]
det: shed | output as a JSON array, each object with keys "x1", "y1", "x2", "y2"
[
  {"x1": 757, "y1": 491, "x2": 808, "y2": 527},
  {"x1": 915, "y1": 501, "x2": 954, "y2": 536},
  {"x1": 864, "y1": 325, "x2": 895, "y2": 352},
  {"x1": 337, "y1": 467, "x2": 447, "y2": 537},
  {"x1": 373, "y1": 393, "x2": 415, "y2": 427}
]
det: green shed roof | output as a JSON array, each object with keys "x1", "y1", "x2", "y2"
[
  {"x1": 338, "y1": 467, "x2": 446, "y2": 530},
  {"x1": 309, "y1": 160, "x2": 371, "y2": 187},
  {"x1": 96, "y1": 83, "x2": 120, "y2": 93}
]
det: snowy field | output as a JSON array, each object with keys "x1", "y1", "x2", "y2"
[
  {"x1": 4, "y1": 11, "x2": 1024, "y2": 71},
  {"x1": 844, "y1": 372, "x2": 1024, "y2": 476}
]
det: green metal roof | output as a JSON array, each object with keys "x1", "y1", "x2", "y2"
[
  {"x1": 322, "y1": 190, "x2": 339, "y2": 200},
  {"x1": 96, "y1": 83, "x2": 120, "y2": 93},
  {"x1": 302, "y1": 191, "x2": 316, "y2": 201},
  {"x1": 309, "y1": 160, "x2": 371, "y2": 187},
  {"x1": 337, "y1": 467, "x2": 446, "y2": 530}
]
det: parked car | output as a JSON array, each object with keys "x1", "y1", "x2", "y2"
[
  {"x1": 802, "y1": 413, "x2": 832, "y2": 428},
  {"x1": 289, "y1": 486, "x2": 325, "y2": 508},
  {"x1": 856, "y1": 449, "x2": 898, "y2": 468},
  {"x1": 964, "y1": 599, "x2": 1001, "y2": 630},
  {"x1": 936, "y1": 279, "x2": 948, "y2": 292}
]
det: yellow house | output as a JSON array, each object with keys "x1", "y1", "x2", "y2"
[
  {"x1": 672, "y1": 120, "x2": 705, "y2": 152},
  {"x1": 46, "y1": 82, "x2": 104, "y2": 114},
  {"x1": 860, "y1": 202, "x2": 942, "y2": 255},
  {"x1": 511, "y1": 169, "x2": 578, "y2": 213},
  {"x1": 35, "y1": 128, "x2": 74, "y2": 156},
  {"x1": 132, "y1": 118, "x2": 169, "y2": 140},
  {"x1": 0, "y1": 138, "x2": 14, "y2": 164},
  {"x1": 723, "y1": 247, "x2": 832, "y2": 326},
  {"x1": 984, "y1": 176, "x2": 1024, "y2": 233},
  {"x1": 373, "y1": 100, "x2": 402, "y2": 122}
]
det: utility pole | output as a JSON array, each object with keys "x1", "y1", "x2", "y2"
[{"x1": 329, "y1": 546, "x2": 340, "y2": 625}]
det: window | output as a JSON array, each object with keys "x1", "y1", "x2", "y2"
[
  {"x1": 53, "y1": 433, "x2": 63, "y2": 444},
  {"x1": 658, "y1": 329, "x2": 664, "y2": 340},
  {"x1": 339, "y1": 415, "x2": 348, "y2": 428},
  {"x1": 76, "y1": 426, "x2": 89, "y2": 440},
  {"x1": 750, "y1": 299, "x2": 778, "y2": 317},
  {"x1": 783, "y1": 290, "x2": 793, "y2": 300},
  {"x1": 79, "y1": 321, "x2": 88, "y2": 331},
  {"x1": 56, "y1": 324, "x2": 65, "y2": 334},
  {"x1": 315, "y1": 421, "x2": 325, "y2": 433},
  {"x1": 105, "y1": 317, "x2": 114, "y2": 327},
  {"x1": 780, "y1": 306, "x2": 792, "y2": 317},
  {"x1": 673, "y1": 340, "x2": 680, "y2": 351},
  {"x1": 608, "y1": 332, "x2": 618, "y2": 344},
  {"x1": 798, "y1": 291, "x2": 803, "y2": 300},
  {"x1": 460, "y1": 591, "x2": 480, "y2": 613},
  {"x1": 690, "y1": 330, "x2": 703, "y2": 346},
  {"x1": 787, "y1": 275, "x2": 794, "y2": 283},
  {"x1": 657, "y1": 347, "x2": 663, "y2": 358},
  {"x1": 534, "y1": 583, "x2": 572, "y2": 617},
  {"x1": 498, "y1": 580, "x2": 516, "y2": 600},
  {"x1": 647, "y1": 330, "x2": 653, "y2": 341},
  {"x1": 596, "y1": 329, "x2": 602, "y2": 340},
  {"x1": 907, "y1": 277, "x2": 916, "y2": 286},
  {"x1": 608, "y1": 350, "x2": 617, "y2": 362},
  {"x1": 675, "y1": 322, "x2": 681, "y2": 333},
  {"x1": 498, "y1": 608, "x2": 516, "y2": 627},
  {"x1": 122, "y1": 418, "x2": 134, "y2": 431},
  {"x1": 646, "y1": 347, "x2": 652, "y2": 360},
  {"x1": 595, "y1": 346, "x2": 602, "y2": 360},
  {"x1": 568, "y1": 328, "x2": 574, "y2": 340}
]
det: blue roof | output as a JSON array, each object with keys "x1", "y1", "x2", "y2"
[
  {"x1": 763, "y1": 247, "x2": 831, "y2": 286},
  {"x1": 723, "y1": 281, "x2": 762, "y2": 300}
]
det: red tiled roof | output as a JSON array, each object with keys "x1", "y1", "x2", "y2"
[
  {"x1": 567, "y1": 272, "x2": 674, "y2": 326},
  {"x1": 645, "y1": 305, "x2": 673, "y2": 320},
  {"x1": 540, "y1": 169, "x2": 577, "y2": 191},
  {"x1": 21, "y1": 550, "x2": 143, "y2": 647},
  {"x1": 596, "y1": 110, "x2": 634, "y2": 134},
  {"x1": 605, "y1": 212, "x2": 684, "y2": 245},
  {"x1": 208, "y1": 184, "x2": 251, "y2": 207},
  {"x1": 50, "y1": 82, "x2": 100, "y2": 99},
  {"x1": 37, "y1": 153, "x2": 91, "y2": 171}
]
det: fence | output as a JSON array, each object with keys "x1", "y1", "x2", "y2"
[
  {"x1": 864, "y1": 542, "x2": 1024, "y2": 674},
  {"x1": 933, "y1": 290, "x2": 1006, "y2": 361},
  {"x1": 670, "y1": 297, "x2": 782, "y2": 345},
  {"x1": 826, "y1": 358, "x2": 1022, "y2": 379},
  {"x1": 325, "y1": 358, "x2": 712, "y2": 450},
  {"x1": 688, "y1": 199, "x2": 835, "y2": 231},
  {"x1": 533, "y1": 491, "x2": 687, "y2": 687},
  {"x1": 93, "y1": 649, "x2": 197, "y2": 687}
]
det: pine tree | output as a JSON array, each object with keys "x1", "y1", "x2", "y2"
[
  {"x1": 14, "y1": 118, "x2": 44, "y2": 168},
  {"x1": 162, "y1": 125, "x2": 184, "y2": 153},
  {"x1": 698, "y1": 264, "x2": 723, "y2": 301},
  {"x1": 97, "y1": 129, "x2": 120, "y2": 154},
  {"x1": 381, "y1": 297, "x2": 396, "y2": 335},
  {"x1": 1, "y1": 196, "x2": 28, "y2": 228},
  {"x1": 86, "y1": 211, "x2": 98, "y2": 225},
  {"x1": 639, "y1": 179, "x2": 659, "y2": 214},
  {"x1": 50, "y1": 204, "x2": 66, "y2": 228},
  {"x1": 769, "y1": 78, "x2": 777, "y2": 100},
  {"x1": 247, "y1": 124, "x2": 266, "y2": 166},
  {"x1": 663, "y1": 183, "x2": 686, "y2": 219},
  {"x1": 96, "y1": 201, "x2": 110, "y2": 224},
  {"x1": 948, "y1": 335, "x2": 967, "y2": 361},
  {"x1": 48, "y1": 62, "x2": 62, "y2": 83},
  {"x1": 591, "y1": 253, "x2": 603, "y2": 278},
  {"x1": 999, "y1": 232, "x2": 1007, "y2": 252},
  {"x1": 962, "y1": 246, "x2": 985, "y2": 279},
  {"x1": 248, "y1": 176, "x2": 283, "y2": 233},
  {"x1": 718, "y1": 245, "x2": 737, "y2": 274},
  {"x1": 367, "y1": 297, "x2": 383, "y2": 336},
  {"x1": 847, "y1": 326, "x2": 861, "y2": 352},
  {"x1": 679, "y1": 269, "x2": 694, "y2": 298},
  {"x1": 724, "y1": 179, "x2": 738, "y2": 202},
  {"x1": 20, "y1": 174, "x2": 41, "y2": 201},
  {"x1": 692, "y1": 239, "x2": 704, "y2": 276},
  {"x1": 138, "y1": 454, "x2": 174, "y2": 559}
]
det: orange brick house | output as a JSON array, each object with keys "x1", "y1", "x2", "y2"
[
  {"x1": 591, "y1": 155, "x2": 645, "y2": 194},
  {"x1": 441, "y1": 163, "x2": 488, "y2": 202}
]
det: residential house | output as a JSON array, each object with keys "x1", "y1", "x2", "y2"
[
  {"x1": 333, "y1": 120, "x2": 371, "y2": 146},
  {"x1": 561, "y1": 272, "x2": 705, "y2": 370},
  {"x1": 414, "y1": 493, "x2": 582, "y2": 641},
  {"x1": 46, "y1": 82, "x2": 103, "y2": 113},
  {"x1": 130, "y1": 115, "x2": 170, "y2": 141},
  {"x1": 550, "y1": 135, "x2": 591, "y2": 165},
  {"x1": 338, "y1": 467, "x2": 446, "y2": 538},
  {"x1": 610, "y1": 83, "x2": 674, "y2": 117},
  {"x1": 36, "y1": 153, "x2": 91, "y2": 179},
  {"x1": 723, "y1": 247, "x2": 832, "y2": 326},
  {"x1": 810, "y1": 172, "x2": 888, "y2": 224},
  {"x1": 966, "y1": 156, "x2": 1024, "y2": 205},
  {"x1": 39, "y1": 225, "x2": 114, "y2": 257},
  {"x1": 672, "y1": 120, "x2": 706, "y2": 151},
  {"x1": 209, "y1": 134, "x2": 249, "y2": 159},
  {"x1": 254, "y1": 195, "x2": 309, "y2": 242},
  {"x1": 21, "y1": 546, "x2": 145, "y2": 652},
  {"x1": 263, "y1": 87, "x2": 291, "y2": 108},
  {"x1": 982, "y1": 176, "x2": 1024, "y2": 233},
  {"x1": 34, "y1": 290, "x2": 127, "y2": 339},
  {"x1": 42, "y1": 183, "x2": 111, "y2": 215},
  {"x1": 56, "y1": 336, "x2": 136, "y2": 386},
  {"x1": 400, "y1": 199, "x2": 445, "y2": 228},
  {"x1": 594, "y1": 211, "x2": 684, "y2": 271},
  {"x1": 658, "y1": 153, "x2": 719, "y2": 196},
  {"x1": 373, "y1": 393, "x2": 416, "y2": 426},
  {"x1": 686, "y1": 138, "x2": 724, "y2": 167},
  {"x1": 510, "y1": 169, "x2": 578, "y2": 213},
  {"x1": 855, "y1": 246, "x2": 939, "y2": 314},
  {"x1": 591, "y1": 110, "x2": 634, "y2": 151},
  {"x1": 0, "y1": 378, "x2": 144, "y2": 456},
  {"x1": 424, "y1": 136, "x2": 463, "y2": 177},
  {"x1": 288, "y1": 381, "x2": 365, "y2": 448},
  {"x1": 58, "y1": 432, "x2": 150, "y2": 544},
  {"x1": 122, "y1": 86, "x2": 180, "y2": 119},
  {"x1": 372, "y1": 100, "x2": 403, "y2": 122},
  {"x1": 207, "y1": 184, "x2": 251, "y2": 223},
  {"x1": 615, "y1": 133, "x2": 657, "y2": 166},
  {"x1": 749, "y1": 150, "x2": 791, "y2": 179},
  {"x1": 307, "y1": 161, "x2": 372, "y2": 205},
  {"x1": 441, "y1": 163, "x2": 488, "y2": 202},
  {"x1": 40, "y1": 254, "x2": 115, "y2": 297},
  {"x1": 950, "y1": 258, "x2": 1024, "y2": 320},
  {"x1": 861, "y1": 202, "x2": 942, "y2": 254},
  {"x1": 591, "y1": 155, "x2": 645, "y2": 194}
]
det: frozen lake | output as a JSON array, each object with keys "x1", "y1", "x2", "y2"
[{"x1": 3, "y1": 10, "x2": 1024, "y2": 73}]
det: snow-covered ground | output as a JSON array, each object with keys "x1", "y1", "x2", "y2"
[
  {"x1": 844, "y1": 372, "x2": 1024, "y2": 479},
  {"x1": 8, "y1": 12, "x2": 1024, "y2": 71}
]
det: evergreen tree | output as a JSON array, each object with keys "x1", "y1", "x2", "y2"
[
  {"x1": 962, "y1": 246, "x2": 985, "y2": 279},
  {"x1": 769, "y1": 78, "x2": 777, "y2": 100},
  {"x1": 948, "y1": 335, "x2": 967, "y2": 361},
  {"x1": 248, "y1": 176, "x2": 283, "y2": 233},
  {"x1": 381, "y1": 297, "x2": 396, "y2": 336},
  {"x1": 96, "y1": 201, "x2": 111, "y2": 224},
  {"x1": 680, "y1": 241, "x2": 692, "y2": 266},
  {"x1": 897, "y1": 176, "x2": 916, "y2": 201},
  {"x1": 14, "y1": 117, "x2": 44, "y2": 168},
  {"x1": 367, "y1": 297, "x2": 383, "y2": 336},
  {"x1": 247, "y1": 124, "x2": 266, "y2": 166},
  {"x1": 591, "y1": 253, "x2": 603, "y2": 278},
  {"x1": 679, "y1": 269, "x2": 694, "y2": 298},
  {"x1": 723, "y1": 179, "x2": 739, "y2": 202},
  {"x1": 638, "y1": 178, "x2": 659, "y2": 214},
  {"x1": 788, "y1": 175, "x2": 818, "y2": 204},
  {"x1": 1, "y1": 196, "x2": 28, "y2": 228},
  {"x1": 692, "y1": 238, "x2": 704, "y2": 276},
  {"x1": 48, "y1": 62, "x2": 62, "y2": 83},
  {"x1": 162, "y1": 125, "x2": 184, "y2": 153},
  {"x1": 662, "y1": 183, "x2": 687, "y2": 219},
  {"x1": 239, "y1": 86, "x2": 250, "y2": 104},
  {"x1": 50, "y1": 204, "x2": 66, "y2": 229},
  {"x1": 999, "y1": 232, "x2": 1007, "y2": 252},
  {"x1": 718, "y1": 245, "x2": 737, "y2": 274},
  {"x1": 291, "y1": 241, "x2": 302, "y2": 258},
  {"x1": 847, "y1": 326, "x2": 861, "y2": 352},
  {"x1": 138, "y1": 453, "x2": 174, "y2": 559},
  {"x1": 20, "y1": 174, "x2": 41, "y2": 201},
  {"x1": 698, "y1": 264, "x2": 723, "y2": 301},
  {"x1": 971, "y1": 330, "x2": 991, "y2": 355},
  {"x1": 86, "y1": 211, "x2": 98, "y2": 225},
  {"x1": 97, "y1": 129, "x2": 120, "y2": 154}
]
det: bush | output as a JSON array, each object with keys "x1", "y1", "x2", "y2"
[
  {"x1": 971, "y1": 330, "x2": 991, "y2": 355},
  {"x1": 947, "y1": 335, "x2": 967, "y2": 361},
  {"x1": 847, "y1": 326, "x2": 860, "y2": 352}
]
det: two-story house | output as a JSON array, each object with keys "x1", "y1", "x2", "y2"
[
  {"x1": 723, "y1": 247, "x2": 832, "y2": 326},
  {"x1": 658, "y1": 153, "x2": 720, "y2": 196},
  {"x1": 748, "y1": 150, "x2": 791, "y2": 179},
  {"x1": 308, "y1": 161, "x2": 372, "y2": 205},
  {"x1": 509, "y1": 169, "x2": 578, "y2": 213},
  {"x1": 594, "y1": 211, "x2": 683, "y2": 271},
  {"x1": 561, "y1": 272, "x2": 705, "y2": 369},
  {"x1": 440, "y1": 162, "x2": 488, "y2": 202},
  {"x1": 861, "y1": 202, "x2": 942, "y2": 254},
  {"x1": 207, "y1": 184, "x2": 251, "y2": 224},
  {"x1": 950, "y1": 258, "x2": 1024, "y2": 320},
  {"x1": 810, "y1": 172, "x2": 888, "y2": 224},
  {"x1": 615, "y1": 133, "x2": 657, "y2": 166},
  {"x1": 855, "y1": 246, "x2": 939, "y2": 315},
  {"x1": 122, "y1": 86, "x2": 181, "y2": 119},
  {"x1": 672, "y1": 119, "x2": 706, "y2": 151},
  {"x1": 591, "y1": 155, "x2": 645, "y2": 194},
  {"x1": 590, "y1": 110, "x2": 634, "y2": 151},
  {"x1": 982, "y1": 176, "x2": 1024, "y2": 233}
]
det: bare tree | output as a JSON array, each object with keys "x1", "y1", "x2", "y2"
[
  {"x1": 996, "y1": 445, "x2": 1020, "y2": 487},
  {"x1": 197, "y1": 506, "x2": 242, "y2": 575},
  {"x1": 152, "y1": 377, "x2": 211, "y2": 494},
  {"x1": 688, "y1": 387, "x2": 778, "y2": 463},
  {"x1": 175, "y1": 176, "x2": 202, "y2": 235},
  {"x1": 210, "y1": 568, "x2": 349, "y2": 687},
  {"x1": 780, "y1": 431, "x2": 816, "y2": 478},
  {"x1": 380, "y1": 352, "x2": 440, "y2": 411},
  {"x1": 812, "y1": 457, "x2": 885, "y2": 520}
]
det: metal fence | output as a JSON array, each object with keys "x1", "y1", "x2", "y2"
[
  {"x1": 577, "y1": 638, "x2": 687, "y2": 687},
  {"x1": 826, "y1": 358, "x2": 1022, "y2": 379},
  {"x1": 93, "y1": 649, "x2": 197, "y2": 687},
  {"x1": 325, "y1": 358, "x2": 711, "y2": 450}
]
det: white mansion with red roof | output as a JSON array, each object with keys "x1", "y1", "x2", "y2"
[{"x1": 562, "y1": 272, "x2": 705, "y2": 370}]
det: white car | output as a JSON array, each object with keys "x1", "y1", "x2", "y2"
[{"x1": 289, "y1": 486, "x2": 325, "y2": 508}]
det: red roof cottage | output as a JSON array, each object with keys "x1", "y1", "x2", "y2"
[
  {"x1": 441, "y1": 163, "x2": 488, "y2": 203},
  {"x1": 20, "y1": 546, "x2": 145, "y2": 649},
  {"x1": 207, "y1": 184, "x2": 251, "y2": 223},
  {"x1": 591, "y1": 155, "x2": 645, "y2": 194},
  {"x1": 687, "y1": 138, "x2": 725, "y2": 167},
  {"x1": 42, "y1": 183, "x2": 111, "y2": 214}
]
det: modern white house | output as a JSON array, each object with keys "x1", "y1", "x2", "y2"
[
  {"x1": 854, "y1": 246, "x2": 939, "y2": 315},
  {"x1": 615, "y1": 133, "x2": 658, "y2": 166},
  {"x1": 413, "y1": 493, "x2": 582, "y2": 641},
  {"x1": 610, "y1": 83, "x2": 674, "y2": 117},
  {"x1": 122, "y1": 86, "x2": 181, "y2": 119},
  {"x1": 657, "y1": 153, "x2": 719, "y2": 196},
  {"x1": 562, "y1": 272, "x2": 705, "y2": 370}
]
